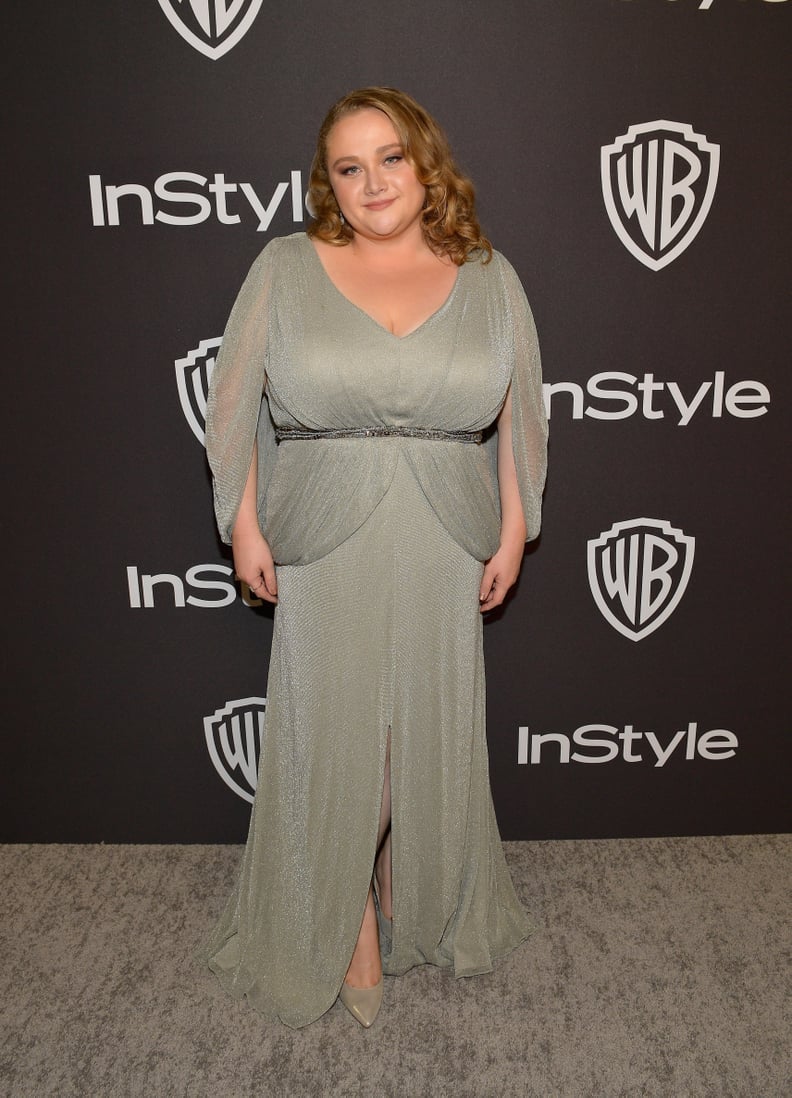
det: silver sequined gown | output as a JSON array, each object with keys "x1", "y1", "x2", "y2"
[{"x1": 201, "y1": 232, "x2": 547, "y2": 1028}]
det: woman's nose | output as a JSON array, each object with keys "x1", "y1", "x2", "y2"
[{"x1": 364, "y1": 169, "x2": 385, "y2": 194}]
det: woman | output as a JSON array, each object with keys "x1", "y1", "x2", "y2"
[{"x1": 201, "y1": 87, "x2": 547, "y2": 1029}]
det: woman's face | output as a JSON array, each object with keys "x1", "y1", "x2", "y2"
[{"x1": 325, "y1": 108, "x2": 426, "y2": 243}]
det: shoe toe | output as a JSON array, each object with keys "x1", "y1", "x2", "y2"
[{"x1": 339, "y1": 977, "x2": 383, "y2": 1028}]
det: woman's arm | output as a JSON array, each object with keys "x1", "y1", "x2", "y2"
[
  {"x1": 231, "y1": 441, "x2": 278, "y2": 604},
  {"x1": 479, "y1": 387, "x2": 527, "y2": 613},
  {"x1": 205, "y1": 241, "x2": 279, "y2": 545}
]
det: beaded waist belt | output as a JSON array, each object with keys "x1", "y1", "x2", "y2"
[{"x1": 275, "y1": 425, "x2": 483, "y2": 444}]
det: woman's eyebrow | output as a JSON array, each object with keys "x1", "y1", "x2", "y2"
[{"x1": 331, "y1": 143, "x2": 402, "y2": 168}]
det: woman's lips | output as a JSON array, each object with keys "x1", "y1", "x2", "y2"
[{"x1": 364, "y1": 198, "x2": 395, "y2": 210}]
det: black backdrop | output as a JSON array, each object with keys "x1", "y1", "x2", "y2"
[{"x1": 4, "y1": 1, "x2": 790, "y2": 841}]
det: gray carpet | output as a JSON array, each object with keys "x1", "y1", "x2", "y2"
[{"x1": 1, "y1": 836, "x2": 789, "y2": 1097}]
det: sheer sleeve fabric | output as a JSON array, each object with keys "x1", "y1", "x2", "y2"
[
  {"x1": 495, "y1": 253, "x2": 548, "y2": 542},
  {"x1": 205, "y1": 241, "x2": 280, "y2": 545}
]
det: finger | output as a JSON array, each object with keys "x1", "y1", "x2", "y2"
[
  {"x1": 262, "y1": 561, "x2": 278, "y2": 597},
  {"x1": 479, "y1": 564, "x2": 497, "y2": 603},
  {"x1": 249, "y1": 575, "x2": 278, "y2": 604},
  {"x1": 480, "y1": 571, "x2": 509, "y2": 611},
  {"x1": 480, "y1": 584, "x2": 497, "y2": 609}
]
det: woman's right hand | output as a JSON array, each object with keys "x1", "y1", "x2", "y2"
[{"x1": 232, "y1": 526, "x2": 278, "y2": 604}]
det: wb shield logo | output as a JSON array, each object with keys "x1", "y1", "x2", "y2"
[
  {"x1": 601, "y1": 121, "x2": 720, "y2": 270},
  {"x1": 175, "y1": 337, "x2": 220, "y2": 445},
  {"x1": 204, "y1": 697, "x2": 266, "y2": 803},
  {"x1": 588, "y1": 519, "x2": 695, "y2": 641},
  {"x1": 158, "y1": 1, "x2": 264, "y2": 60}
]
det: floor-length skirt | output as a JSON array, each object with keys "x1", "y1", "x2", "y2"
[{"x1": 201, "y1": 451, "x2": 532, "y2": 1028}]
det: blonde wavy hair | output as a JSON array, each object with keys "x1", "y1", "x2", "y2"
[{"x1": 306, "y1": 87, "x2": 492, "y2": 266}]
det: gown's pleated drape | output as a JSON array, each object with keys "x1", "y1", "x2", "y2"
[{"x1": 200, "y1": 233, "x2": 547, "y2": 1028}]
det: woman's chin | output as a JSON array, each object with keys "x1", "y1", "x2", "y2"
[{"x1": 356, "y1": 217, "x2": 419, "y2": 242}]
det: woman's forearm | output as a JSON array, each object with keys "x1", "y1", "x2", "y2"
[
  {"x1": 233, "y1": 441, "x2": 261, "y2": 540},
  {"x1": 496, "y1": 389, "x2": 527, "y2": 547}
]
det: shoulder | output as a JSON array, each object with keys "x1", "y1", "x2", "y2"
[
  {"x1": 468, "y1": 250, "x2": 538, "y2": 345},
  {"x1": 464, "y1": 248, "x2": 526, "y2": 298},
  {"x1": 246, "y1": 231, "x2": 307, "y2": 272},
  {"x1": 233, "y1": 233, "x2": 309, "y2": 297},
  {"x1": 486, "y1": 249, "x2": 523, "y2": 287},
  {"x1": 463, "y1": 248, "x2": 516, "y2": 280}
]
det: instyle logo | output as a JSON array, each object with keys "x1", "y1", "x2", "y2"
[
  {"x1": 126, "y1": 564, "x2": 264, "y2": 608},
  {"x1": 158, "y1": 0, "x2": 264, "y2": 59},
  {"x1": 176, "y1": 338, "x2": 221, "y2": 445},
  {"x1": 204, "y1": 697, "x2": 266, "y2": 802},
  {"x1": 601, "y1": 121, "x2": 719, "y2": 269},
  {"x1": 88, "y1": 171, "x2": 305, "y2": 231},
  {"x1": 518, "y1": 722, "x2": 738, "y2": 766},
  {"x1": 587, "y1": 519, "x2": 695, "y2": 641},
  {"x1": 543, "y1": 371, "x2": 770, "y2": 423}
]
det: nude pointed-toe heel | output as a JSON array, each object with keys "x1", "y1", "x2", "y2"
[{"x1": 339, "y1": 976, "x2": 383, "y2": 1028}]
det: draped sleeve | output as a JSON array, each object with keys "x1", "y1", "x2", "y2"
[
  {"x1": 494, "y1": 253, "x2": 548, "y2": 542},
  {"x1": 205, "y1": 240, "x2": 281, "y2": 545}
]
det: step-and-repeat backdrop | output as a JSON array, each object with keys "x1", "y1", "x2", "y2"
[{"x1": 5, "y1": 2, "x2": 789, "y2": 841}]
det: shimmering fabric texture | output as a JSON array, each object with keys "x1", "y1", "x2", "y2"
[{"x1": 201, "y1": 233, "x2": 548, "y2": 1028}]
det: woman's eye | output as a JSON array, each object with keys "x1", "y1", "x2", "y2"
[
  {"x1": 340, "y1": 165, "x2": 360, "y2": 176},
  {"x1": 384, "y1": 155, "x2": 403, "y2": 165}
]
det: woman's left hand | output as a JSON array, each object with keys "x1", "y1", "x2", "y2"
[{"x1": 479, "y1": 537, "x2": 525, "y2": 612}]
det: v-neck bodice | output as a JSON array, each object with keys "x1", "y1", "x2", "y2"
[
  {"x1": 206, "y1": 232, "x2": 547, "y2": 566},
  {"x1": 264, "y1": 233, "x2": 505, "y2": 440}
]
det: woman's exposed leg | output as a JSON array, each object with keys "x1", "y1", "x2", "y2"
[{"x1": 345, "y1": 731, "x2": 391, "y2": 988}]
